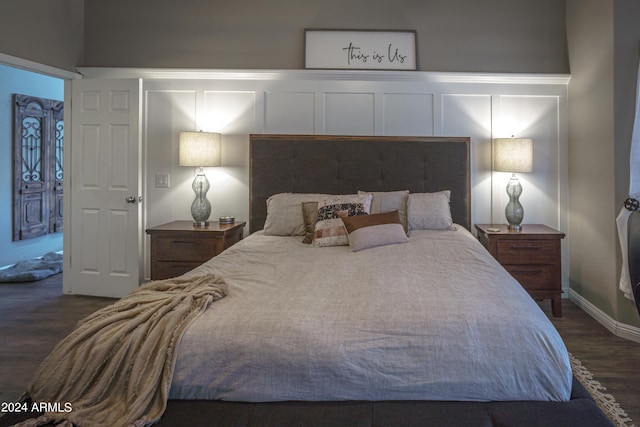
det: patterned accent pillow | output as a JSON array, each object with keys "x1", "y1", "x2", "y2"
[{"x1": 312, "y1": 194, "x2": 373, "y2": 247}]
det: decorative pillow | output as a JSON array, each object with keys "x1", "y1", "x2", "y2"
[
  {"x1": 301, "y1": 201, "x2": 318, "y2": 244},
  {"x1": 313, "y1": 194, "x2": 373, "y2": 247},
  {"x1": 342, "y1": 210, "x2": 409, "y2": 252},
  {"x1": 263, "y1": 193, "x2": 328, "y2": 236},
  {"x1": 358, "y1": 190, "x2": 409, "y2": 233},
  {"x1": 407, "y1": 190, "x2": 453, "y2": 231}
]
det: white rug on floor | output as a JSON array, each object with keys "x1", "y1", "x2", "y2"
[
  {"x1": 0, "y1": 252, "x2": 63, "y2": 283},
  {"x1": 571, "y1": 353, "x2": 636, "y2": 427}
]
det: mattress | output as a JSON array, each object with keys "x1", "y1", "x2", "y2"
[{"x1": 169, "y1": 226, "x2": 572, "y2": 403}]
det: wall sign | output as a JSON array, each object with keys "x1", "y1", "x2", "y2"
[{"x1": 305, "y1": 30, "x2": 417, "y2": 71}]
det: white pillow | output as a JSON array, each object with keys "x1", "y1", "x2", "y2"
[
  {"x1": 407, "y1": 191, "x2": 453, "y2": 231},
  {"x1": 263, "y1": 193, "x2": 328, "y2": 236},
  {"x1": 313, "y1": 194, "x2": 373, "y2": 247},
  {"x1": 358, "y1": 190, "x2": 409, "y2": 234}
]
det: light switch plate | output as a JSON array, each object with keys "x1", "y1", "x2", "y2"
[{"x1": 155, "y1": 173, "x2": 170, "y2": 188}]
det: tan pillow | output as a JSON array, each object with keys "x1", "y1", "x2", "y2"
[
  {"x1": 358, "y1": 190, "x2": 409, "y2": 233},
  {"x1": 342, "y1": 210, "x2": 409, "y2": 252},
  {"x1": 407, "y1": 191, "x2": 453, "y2": 231},
  {"x1": 263, "y1": 193, "x2": 327, "y2": 236},
  {"x1": 301, "y1": 201, "x2": 318, "y2": 244}
]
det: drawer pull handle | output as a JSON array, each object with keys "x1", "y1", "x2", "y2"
[
  {"x1": 510, "y1": 245, "x2": 541, "y2": 250},
  {"x1": 173, "y1": 241, "x2": 197, "y2": 245},
  {"x1": 511, "y1": 269, "x2": 544, "y2": 274}
]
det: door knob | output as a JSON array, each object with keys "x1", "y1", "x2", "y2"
[{"x1": 126, "y1": 196, "x2": 144, "y2": 204}]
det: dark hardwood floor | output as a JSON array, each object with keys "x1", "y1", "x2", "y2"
[
  {"x1": 0, "y1": 274, "x2": 638, "y2": 425},
  {"x1": 0, "y1": 273, "x2": 116, "y2": 404},
  {"x1": 539, "y1": 300, "x2": 640, "y2": 425}
]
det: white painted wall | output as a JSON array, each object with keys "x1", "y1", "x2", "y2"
[{"x1": 81, "y1": 68, "x2": 569, "y2": 285}]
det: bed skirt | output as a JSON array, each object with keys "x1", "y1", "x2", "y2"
[
  {"x1": 1, "y1": 378, "x2": 611, "y2": 427},
  {"x1": 157, "y1": 379, "x2": 613, "y2": 427}
]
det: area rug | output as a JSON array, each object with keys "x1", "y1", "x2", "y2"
[
  {"x1": 0, "y1": 252, "x2": 63, "y2": 283},
  {"x1": 571, "y1": 353, "x2": 636, "y2": 427}
]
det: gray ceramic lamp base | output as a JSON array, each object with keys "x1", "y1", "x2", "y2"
[
  {"x1": 505, "y1": 174, "x2": 524, "y2": 230},
  {"x1": 191, "y1": 172, "x2": 212, "y2": 228}
]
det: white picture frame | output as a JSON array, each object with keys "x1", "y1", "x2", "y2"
[{"x1": 305, "y1": 29, "x2": 417, "y2": 71}]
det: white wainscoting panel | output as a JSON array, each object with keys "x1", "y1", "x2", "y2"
[
  {"x1": 117, "y1": 69, "x2": 569, "y2": 280},
  {"x1": 382, "y1": 93, "x2": 434, "y2": 136},
  {"x1": 145, "y1": 90, "x2": 197, "y2": 230},
  {"x1": 203, "y1": 91, "x2": 256, "y2": 137},
  {"x1": 492, "y1": 95, "x2": 562, "y2": 230},
  {"x1": 264, "y1": 91, "x2": 316, "y2": 134},
  {"x1": 441, "y1": 94, "x2": 493, "y2": 225},
  {"x1": 202, "y1": 91, "x2": 256, "y2": 224},
  {"x1": 324, "y1": 92, "x2": 375, "y2": 135}
]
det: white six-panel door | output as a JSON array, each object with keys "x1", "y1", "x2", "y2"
[{"x1": 64, "y1": 79, "x2": 142, "y2": 298}]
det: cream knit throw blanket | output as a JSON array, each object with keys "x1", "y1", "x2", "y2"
[{"x1": 14, "y1": 274, "x2": 227, "y2": 427}]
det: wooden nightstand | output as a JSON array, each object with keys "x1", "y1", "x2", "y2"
[
  {"x1": 475, "y1": 224, "x2": 565, "y2": 317},
  {"x1": 146, "y1": 220, "x2": 245, "y2": 280}
]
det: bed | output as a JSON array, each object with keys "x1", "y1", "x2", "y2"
[
  {"x1": 4, "y1": 135, "x2": 613, "y2": 427},
  {"x1": 160, "y1": 135, "x2": 612, "y2": 426}
]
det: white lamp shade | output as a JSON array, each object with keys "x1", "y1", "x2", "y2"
[
  {"x1": 179, "y1": 131, "x2": 222, "y2": 167},
  {"x1": 493, "y1": 138, "x2": 533, "y2": 173}
]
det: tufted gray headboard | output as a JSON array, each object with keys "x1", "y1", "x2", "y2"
[{"x1": 249, "y1": 134, "x2": 471, "y2": 234}]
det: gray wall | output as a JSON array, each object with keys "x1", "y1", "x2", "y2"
[
  {"x1": 0, "y1": 0, "x2": 569, "y2": 73},
  {"x1": 0, "y1": 0, "x2": 83, "y2": 72},
  {"x1": 83, "y1": 0, "x2": 568, "y2": 73},
  {"x1": 567, "y1": 0, "x2": 640, "y2": 327},
  {"x1": 615, "y1": 1, "x2": 640, "y2": 229},
  {"x1": 614, "y1": 0, "x2": 640, "y2": 325}
]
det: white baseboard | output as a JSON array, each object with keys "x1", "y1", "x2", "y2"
[{"x1": 568, "y1": 289, "x2": 640, "y2": 344}]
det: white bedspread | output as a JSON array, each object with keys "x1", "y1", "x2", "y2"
[{"x1": 169, "y1": 227, "x2": 572, "y2": 402}]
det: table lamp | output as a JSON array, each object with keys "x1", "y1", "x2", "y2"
[
  {"x1": 493, "y1": 137, "x2": 533, "y2": 231},
  {"x1": 179, "y1": 131, "x2": 221, "y2": 227}
]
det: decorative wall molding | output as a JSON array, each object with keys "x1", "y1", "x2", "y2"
[
  {"x1": 568, "y1": 288, "x2": 640, "y2": 344},
  {"x1": 78, "y1": 67, "x2": 570, "y2": 86},
  {"x1": 0, "y1": 53, "x2": 81, "y2": 80}
]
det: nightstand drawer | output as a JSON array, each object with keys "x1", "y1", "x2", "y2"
[
  {"x1": 147, "y1": 220, "x2": 246, "y2": 280},
  {"x1": 155, "y1": 261, "x2": 204, "y2": 280},
  {"x1": 495, "y1": 240, "x2": 558, "y2": 265},
  {"x1": 502, "y1": 264, "x2": 558, "y2": 290},
  {"x1": 475, "y1": 224, "x2": 565, "y2": 317},
  {"x1": 223, "y1": 229, "x2": 242, "y2": 248},
  {"x1": 154, "y1": 236, "x2": 217, "y2": 262}
]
